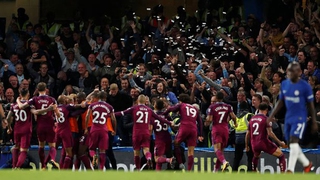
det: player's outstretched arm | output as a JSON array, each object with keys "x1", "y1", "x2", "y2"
[
  {"x1": 152, "y1": 111, "x2": 171, "y2": 125},
  {"x1": 110, "y1": 112, "x2": 117, "y2": 134},
  {"x1": 162, "y1": 104, "x2": 180, "y2": 116},
  {"x1": 245, "y1": 130, "x2": 250, "y2": 152},
  {"x1": 307, "y1": 101, "x2": 319, "y2": 133},
  {"x1": 16, "y1": 97, "x2": 30, "y2": 109},
  {"x1": 114, "y1": 107, "x2": 132, "y2": 117},
  {"x1": 267, "y1": 127, "x2": 286, "y2": 148},
  {"x1": 84, "y1": 108, "x2": 92, "y2": 134},
  {"x1": 230, "y1": 112, "x2": 238, "y2": 127},
  {"x1": 267, "y1": 99, "x2": 284, "y2": 122}
]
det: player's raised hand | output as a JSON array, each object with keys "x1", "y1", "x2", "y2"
[
  {"x1": 245, "y1": 145, "x2": 250, "y2": 152},
  {"x1": 279, "y1": 141, "x2": 288, "y2": 148},
  {"x1": 198, "y1": 136, "x2": 204, "y2": 142},
  {"x1": 7, "y1": 126, "x2": 12, "y2": 134}
]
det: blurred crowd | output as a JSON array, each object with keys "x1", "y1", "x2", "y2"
[{"x1": 0, "y1": 0, "x2": 320, "y2": 149}]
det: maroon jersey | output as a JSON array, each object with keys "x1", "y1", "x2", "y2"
[
  {"x1": 56, "y1": 104, "x2": 75, "y2": 133},
  {"x1": 248, "y1": 114, "x2": 271, "y2": 143},
  {"x1": 208, "y1": 102, "x2": 233, "y2": 132},
  {"x1": 28, "y1": 95, "x2": 56, "y2": 129},
  {"x1": 152, "y1": 111, "x2": 171, "y2": 143},
  {"x1": 116, "y1": 104, "x2": 171, "y2": 137},
  {"x1": 10, "y1": 101, "x2": 33, "y2": 134},
  {"x1": 89, "y1": 101, "x2": 114, "y2": 132},
  {"x1": 163, "y1": 103, "x2": 203, "y2": 136}
]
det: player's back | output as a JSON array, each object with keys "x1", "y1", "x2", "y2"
[
  {"x1": 56, "y1": 104, "x2": 72, "y2": 133},
  {"x1": 153, "y1": 111, "x2": 171, "y2": 142},
  {"x1": 209, "y1": 102, "x2": 232, "y2": 131},
  {"x1": 249, "y1": 114, "x2": 269, "y2": 143},
  {"x1": 280, "y1": 79, "x2": 313, "y2": 120},
  {"x1": 179, "y1": 103, "x2": 199, "y2": 130},
  {"x1": 90, "y1": 101, "x2": 114, "y2": 132},
  {"x1": 132, "y1": 104, "x2": 152, "y2": 136},
  {"x1": 11, "y1": 101, "x2": 32, "y2": 134},
  {"x1": 29, "y1": 95, "x2": 56, "y2": 128}
]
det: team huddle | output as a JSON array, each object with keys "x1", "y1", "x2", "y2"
[{"x1": 0, "y1": 62, "x2": 318, "y2": 173}]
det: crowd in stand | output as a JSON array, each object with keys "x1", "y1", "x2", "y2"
[{"x1": 0, "y1": 1, "x2": 320, "y2": 151}]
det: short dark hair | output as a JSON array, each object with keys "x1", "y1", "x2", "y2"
[
  {"x1": 179, "y1": 93, "x2": 191, "y2": 104},
  {"x1": 253, "y1": 94, "x2": 262, "y2": 102},
  {"x1": 155, "y1": 99, "x2": 164, "y2": 110},
  {"x1": 91, "y1": 92, "x2": 100, "y2": 99},
  {"x1": 99, "y1": 91, "x2": 107, "y2": 100},
  {"x1": 216, "y1": 91, "x2": 224, "y2": 100},
  {"x1": 76, "y1": 92, "x2": 86, "y2": 101},
  {"x1": 20, "y1": 88, "x2": 29, "y2": 97},
  {"x1": 258, "y1": 103, "x2": 269, "y2": 111},
  {"x1": 37, "y1": 82, "x2": 47, "y2": 92}
]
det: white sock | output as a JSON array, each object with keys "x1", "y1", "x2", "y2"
[
  {"x1": 288, "y1": 143, "x2": 300, "y2": 172},
  {"x1": 297, "y1": 146, "x2": 310, "y2": 167}
]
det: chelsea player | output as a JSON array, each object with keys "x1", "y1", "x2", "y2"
[{"x1": 268, "y1": 62, "x2": 318, "y2": 173}]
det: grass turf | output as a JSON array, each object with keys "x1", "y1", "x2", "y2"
[{"x1": 0, "y1": 171, "x2": 319, "y2": 180}]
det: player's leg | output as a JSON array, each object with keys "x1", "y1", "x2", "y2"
[
  {"x1": 272, "y1": 148, "x2": 286, "y2": 172},
  {"x1": 133, "y1": 149, "x2": 141, "y2": 170},
  {"x1": 16, "y1": 133, "x2": 31, "y2": 168},
  {"x1": 141, "y1": 135, "x2": 152, "y2": 169},
  {"x1": 12, "y1": 133, "x2": 20, "y2": 169},
  {"x1": 213, "y1": 143, "x2": 228, "y2": 172},
  {"x1": 252, "y1": 152, "x2": 260, "y2": 172},
  {"x1": 187, "y1": 146, "x2": 195, "y2": 171},
  {"x1": 47, "y1": 128, "x2": 59, "y2": 169},
  {"x1": 62, "y1": 132, "x2": 73, "y2": 169},
  {"x1": 88, "y1": 131, "x2": 99, "y2": 169},
  {"x1": 56, "y1": 135, "x2": 65, "y2": 168},
  {"x1": 154, "y1": 142, "x2": 174, "y2": 171},
  {"x1": 77, "y1": 134, "x2": 92, "y2": 170},
  {"x1": 38, "y1": 140, "x2": 46, "y2": 169},
  {"x1": 173, "y1": 131, "x2": 184, "y2": 169},
  {"x1": 97, "y1": 132, "x2": 108, "y2": 170}
]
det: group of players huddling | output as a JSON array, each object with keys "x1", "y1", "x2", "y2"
[{"x1": 1, "y1": 62, "x2": 318, "y2": 173}]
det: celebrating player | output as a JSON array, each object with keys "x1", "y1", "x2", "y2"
[
  {"x1": 115, "y1": 95, "x2": 172, "y2": 170},
  {"x1": 55, "y1": 95, "x2": 76, "y2": 169},
  {"x1": 84, "y1": 91, "x2": 116, "y2": 170},
  {"x1": 4, "y1": 89, "x2": 55, "y2": 169},
  {"x1": 246, "y1": 103, "x2": 287, "y2": 172},
  {"x1": 152, "y1": 99, "x2": 176, "y2": 171},
  {"x1": 206, "y1": 92, "x2": 237, "y2": 172},
  {"x1": 268, "y1": 62, "x2": 317, "y2": 173},
  {"x1": 17, "y1": 82, "x2": 60, "y2": 169},
  {"x1": 162, "y1": 93, "x2": 204, "y2": 171}
]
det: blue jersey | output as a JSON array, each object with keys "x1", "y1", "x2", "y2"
[{"x1": 279, "y1": 79, "x2": 314, "y2": 122}]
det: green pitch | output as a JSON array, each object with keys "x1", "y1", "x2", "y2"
[{"x1": 0, "y1": 170, "x2": 318, "y2": 180}]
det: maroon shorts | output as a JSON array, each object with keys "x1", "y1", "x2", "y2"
[
  {"x1": 252, "y1": 141, "x2": 278, "y2": 156},
  {"x1": 89, "y1": 131, "x2": 109, "y2": 150},
  {"x1": 37, "y1": 127, "x2": 56, "y2": 143},
  {"x1": 132, "y1": 134, "x2": 150, "y2": 150},
  {"x1": 211, "y1": 130, "x2": 229, "y2": 148},
  {"x1": 14, "y1": 132, "x2": 31, "y2": 149},
  {"x1": 175, "y1": 129, "x2": 197, "y2": 147},
  {"x1": 154, "y1": 140, "x2": 172, "y2": 157},
  {"x1": 56, "y1": 131, "x2": 73, "y2": 148}
]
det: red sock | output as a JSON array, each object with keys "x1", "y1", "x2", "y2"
[
  {"x1": 59, "y1": 149, "x2": 66, "y2": 168},
  {"x1": 279, "y1": 154, "x2": 286, "y2": 172},
  {"x1": 99, "y1": 152, "x2": 106, "y2": 170},
  {"x1": 16, "y1": 151, "x2": 27, "y2": 168},
  {"x1": 134, "y1": 156, "x2": 141, "y2": 170},
  {"x1": 157, "y1": 157, "x2": 167, "y2": 163},
  {"x1": 145, "y1": 152, "x2": 152, "y2": 160},
  {"x1": 74, "y1": 156, "x2": 81, "y2": 170},
  {"x1": 89, "y1": 150, "x2": 96, "y2": 158},
  {"x1": 63, "y1": 156, "x2": 72, "y2": 169},
  {"x1": 187, "y1": 155, "x2": 194, "y2": 171},
  {"x1": 80, "y1": 154, "x2": 92, "y2": 170},
  {"x1": 12, "y1": 148, "x2": 19, "y2": 168},
  {"x1": 252, "y1": 156, "x2": 259, "y2": 171},
  {"x1": 174, "y1": 145, "x2": 182, "y2": 164},
  {"x1": 215, "y1": 150, "x2": 226, "y2": 164},
  {"x1": 156, "y1": 163, "x2": 162, "y2": 171},
  {"x1": 214, "y1": 159, "x2": 221, "y2": 172},
  {"x1": 38, "y1": 147, "x2": 45, "y2": 168},
  {"x1": 49, "y1": 147, "x2": 57, "y2": 161}
]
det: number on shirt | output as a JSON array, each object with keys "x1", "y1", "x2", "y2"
[
  {"x1": 186, "y1": 106, "x2": 197, "y2": 117},
  {"x1": 136, "y1": 111, "x2": 148, "y2": 123},
  {"x1": 218, "y1": 111, "x2": 226, "y2": 123},
  {"x1": 252, "y1": 123, "x2": 259, "y2": 135},
  {"x1": 14, "y1": 109, "x2": 27, "y2": 122},
  {"x1": 57, "y1": 112, "x2": 65, "y2": 123},
  {"x1": 41, "y1": 104, "x2": 48, "y2": 115},
  {"x1": 154, "y1": 119, "x2": 168, "y2": 132},
  {"x1": 92, "y1": 111, "x2": 107, "y2": 124}
]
